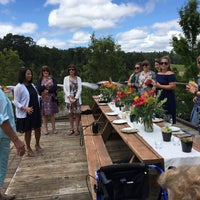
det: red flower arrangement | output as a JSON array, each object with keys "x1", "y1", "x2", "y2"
[
  {"x1": 114, "y1": 86, "x2": 137, "y2": 106},
  {"x1": 131, "y1": 90, "x2": 167, "y2": 131}
]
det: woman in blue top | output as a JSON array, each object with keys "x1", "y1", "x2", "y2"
[
  {"x1": 0, "y1": 88, "x2": 25, "y2": 200},
  {"x1": 186, "y1": 55, "x2": 200, "y2": 133},
  {"x1": 153, "y1": 56, "x2": 176, "y2": 124}
]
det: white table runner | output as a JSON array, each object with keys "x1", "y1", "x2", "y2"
[{"x1": 108, "y1": 103, "x2": 200, "y2": 170}]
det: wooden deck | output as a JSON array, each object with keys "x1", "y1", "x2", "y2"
[
  {"x1": 2, "y1": 116, "x2": 200, "y2": 200},
  {"x1": 3, "y1": 120, "x2": 91, "y2": 200}
]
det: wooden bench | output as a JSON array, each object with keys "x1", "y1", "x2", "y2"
[{"x1": 81, "y1": 105, "x2": 113, "y2": 200}]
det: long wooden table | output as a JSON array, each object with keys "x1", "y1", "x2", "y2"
[
  {"x1": 92, "y1": 96, "x2": 200, "y2": 170},
  {"x1": 92, "y1": 97, "x2": 164, "y2": 168}
]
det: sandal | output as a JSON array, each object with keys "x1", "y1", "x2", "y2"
[
  {"x1": 44, "y1": 131, "x2": 49, "y2": 135},
  {"x1": 74, "y1": 130, "x2": 80, "y2": 136},
  {"x1": 27, "y1": 149, "x2": 35, "y2": 157},
  {"x1": 35, "y1": 145, "x2": 42, "y2": 152},
  {"x1": 53, "y1": 129, "x2": 58, "y2": 134},
  {"x1": 68, "y1": 129, "x2": 74, "y2": 135}
]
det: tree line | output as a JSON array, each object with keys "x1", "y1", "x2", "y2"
[{"x1": 0, "y1": 0, "x2": 200, "y2": 121}]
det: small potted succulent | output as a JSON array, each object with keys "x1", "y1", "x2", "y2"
[
  {"x1": 181, "y1": 137, "x2": 193, "y2": 153},
  {"x1": 161, "y1": 126, "x2": 172, "y2": 142}
]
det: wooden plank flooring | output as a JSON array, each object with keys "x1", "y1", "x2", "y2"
[
  {"x1": 3, "y1": 118, "x2": 200, "y2": 200},
  {"x1": 4, "y1": 120, "x2": 91, "y2": 200}
]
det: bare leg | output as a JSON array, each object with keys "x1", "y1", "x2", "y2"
[
  {"x1": 35, "y1": 127, "x2": 42, "y2": 149},
  {"x1": 50, "y1": 114, "x2": 57, "y2": 133},
  {"x1": 68, "y1": 113, "x2": 74, "y2": 135},
  {"x1": 25, "y1": 130, "x2": 34, "y2": 156},
  {"x1": 25, "y1": 130, "x2": 32, "y2": 150},
  {"x1": 75, "y1": 113, "x2": 81, "y2": 135},
  {"x1": 43, "y1": 115, "x2": 49, "y2": 134}
]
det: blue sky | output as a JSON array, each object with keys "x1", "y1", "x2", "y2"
[{"x1": 0, "y1": 0, "x2": 191, "y2": 52}]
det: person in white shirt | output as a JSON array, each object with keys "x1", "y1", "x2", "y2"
[
  {"x1": 14, "y1": 67, "x2": 42, "y2": 157},
  {"x1": 63, "y1": 64, "x2": 82, "y2": 136}
]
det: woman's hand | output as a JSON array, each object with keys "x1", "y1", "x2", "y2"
[
  {"x1": 153, "y1": 81, "x2": 161, "y2": 88},
  {"x1": 69, "y1": 96, "x2": 77, "y2": 104},
  {"x1": 22, "y1": 106, "x2": 33, "y2": 114},
  {"x1": 193, "y1": 96, "x2": 198, "y2": 103},
  {"x1": 186, "y1": 83, "x2": 198, "y2": 94}
]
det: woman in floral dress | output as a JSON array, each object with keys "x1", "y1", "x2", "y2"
[
  {"x1": 63, "y1": 64, "x2": 82, "y2": 135},
  {"x1": 37, "y1": 65, "x2": 59, "y2": 135}
]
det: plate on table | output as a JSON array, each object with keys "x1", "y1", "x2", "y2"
[
  {"x1": 170, "y1": 126, "x2": 181, "y2": 132},
  {"x1": 98, "y1": 103, "x2": 107, "y2": 106},
  {"x1": 121, "y1": 127, "x2": 138, "y2": 134},
  {"x1": 106, "y1": 112, "x2": 118, "y2": 116},
  {"x1": 152, "y1": 118, "x2": 164, "y2": 123},
  {"x1": 112, "y1": 119, "x2": 127, "y2": 125}
]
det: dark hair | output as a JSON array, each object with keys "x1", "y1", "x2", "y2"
[
  {"x1": 67, "y1": 64, "x2": 77, "y2": 75},
  {"x1": 18, "y1": 67, "x2": 33, "y2": 83},
  {"x1": 40, "y1": 65, "x2": 51, "y2": 78},
  {"x1": 142, "y1": 60, "x2": 150, "y2": 67},
  {"x1": 154, "y1": 58, "x2": 160, "y2": 64},
  {"x1": 135, "y1": 62, "x2": 142, "y2": 71},
  {"x1": 160, "y1": 56, "x2": 172, "y2": 71}
]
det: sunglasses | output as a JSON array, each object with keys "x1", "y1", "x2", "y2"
[
  {"x1": 135, "y1": 67, "x2": 140, "y2": 70},
  {"x1": 142, "y1": 64, "x2": 148, "y2": 67},
  {"x1": 198, "y1": 61, "x2": 200, "y2": 64},
  {"x1": 43, "y1": 69, "x2": 49, "y2": 72},
  {"x1": 160, "y1": 62, "x2": 168, "y2": 65},
  {"x1": 69, "y1": 68, "x2": 75, "y2": 71}
]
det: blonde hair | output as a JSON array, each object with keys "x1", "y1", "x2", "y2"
[
  {"x1": 197, "y1": 55, "x2": 200, "y2": 63},
  {"x1": 158, "y1": 165, "x2": 200, "y2": 200}
]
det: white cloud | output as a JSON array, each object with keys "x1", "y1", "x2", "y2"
[
  {"x1": 152, "y1": 19, "x2": 181, "y2": 34},
  {"x1": 116, "y1": 19, "x2": 183, "y2": 52},
  {"x1": 37, "y1": 31, "x2": 90, "y2": 49},
  {"x1": 37, "y1": 37, "x2": 67, "y2": 49},
  {"x1": 69, "y1": 31, "x2": 91, "y2": 44},
  {"x1": 0, "y1": 0, "x2": 14, "y2": 5},
  {"x1": 46, "y1": 0, "x2": 143, "y2": 30},
  {"x1": 0, "y1": 22, "x2": 38, "y2": 38}
]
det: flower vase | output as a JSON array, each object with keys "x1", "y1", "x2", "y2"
[
  {"x1": 124, "y1": 103, "x2": 131, "y2": 111},
  {"x1": 144, "y1": 119, "x2": 153, "y2": 132}
]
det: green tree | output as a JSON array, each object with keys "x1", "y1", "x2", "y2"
[
  {"x1": 172, "y1": 0, "x2": 200, "y2": 79},
  {"x1": 0, "y1": 33, "x2": 36, "y2": 67},
  {"x1": 81, "y1": 34, "x2": 126, "y2": 105},
  {"x1": 82, "y1": 34, "x2": 126, "y2": 83},
  {"x1": 0, "y1": 48, "x2": 23, "y2": 85}
]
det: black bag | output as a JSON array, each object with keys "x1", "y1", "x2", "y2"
[
  {"x1": 92, "y1": 122, "x2": 99, "y2": 134},
  {"x1": 81, "y1": 109, "x2": 93, "y2": 115},
  {"x1": 96, "y1": 163, "x2": 149, "y2": 200}
]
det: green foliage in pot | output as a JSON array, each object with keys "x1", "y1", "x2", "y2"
[{"x1": 161, "y1": 126, "x2": 172, "y2": 133}]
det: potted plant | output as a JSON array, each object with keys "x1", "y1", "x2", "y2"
[
  {"x1": 161, "y1": 126, "x2": 172, "y2": 142},
  {"x1": 181, "y1": 137, "x2": 193, "y2": 153}
]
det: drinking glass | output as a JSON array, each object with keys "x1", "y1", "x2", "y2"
[{"x1": 155, "y1": 139, "x2": 163, "y2": 149}]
